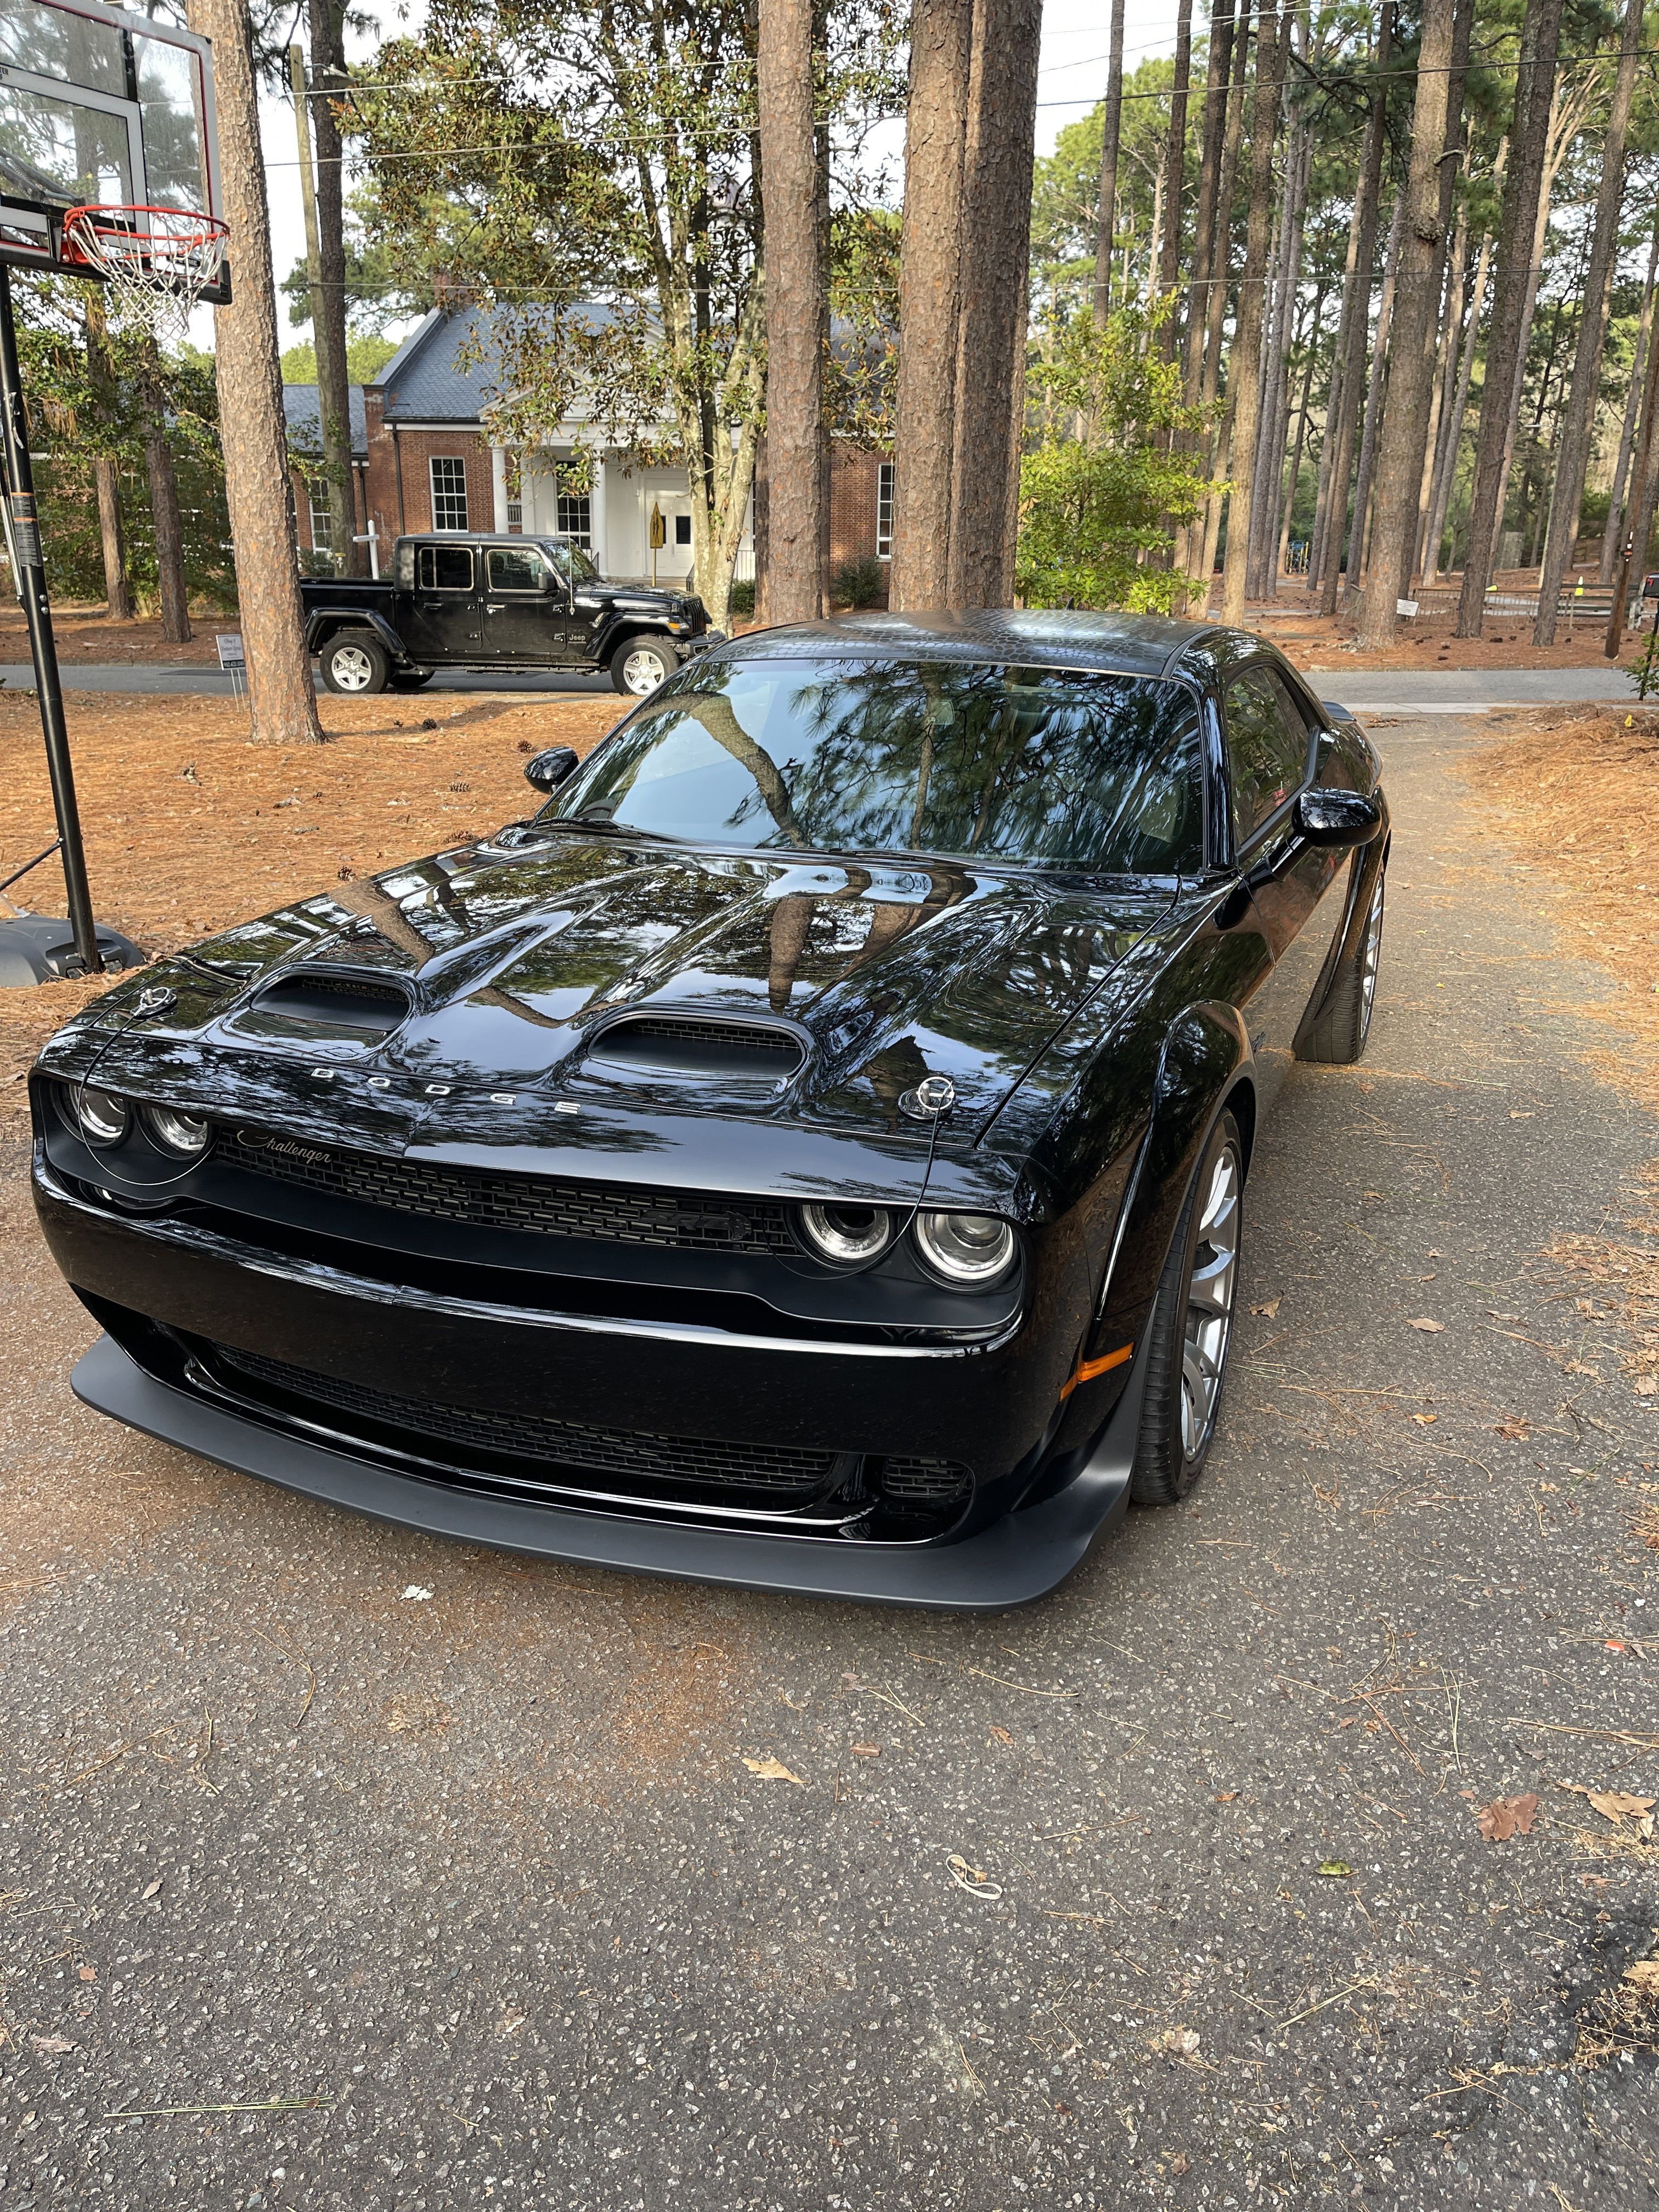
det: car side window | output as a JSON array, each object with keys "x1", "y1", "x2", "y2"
[
  {"x1": 1223, "y1": 666, "x2": 1313, "y2": 845},
  {"x1": 417, "y1": 545, "x2": 475, "y2": 592},
  {"x1": 486, "y1": 546, "x2": 547, "y2": 594}
]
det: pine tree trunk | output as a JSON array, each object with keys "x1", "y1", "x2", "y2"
[
  {"x1": 1534, "y1": 0, "x2": 1640, "y2": 640},
  {"x1": 1453, "y1": 0, "x2": 1566, "y2": 636},
  {"x1": 84, "y1": 301, "x2": 132, "y2": 620},
  {"x1": 1307, "y1": 167, "x2": 1366, "y2": 591},
  {"x1": 1607, "y1": 301, "x2": 1659, "y2": 654},
  {"x1": 1314, "y1": 3, "x2": 1391, "y2": 614},
  {"x1": 758, "y1": 0, "x2": 825, "y2": 624},
  {"x1": 1417, "y1": 200, "x2": 1469, "y2": 576},
  {"x1": 1157, "y1": 0, "x2": 1194, "y2": 357},
  {"x1": 1345, "y1": 193, "x2": 1403, "y2": 598},
  {"x1": 1248, "y1": 110, "x2": 1307, "y2": 599},
  {"x1": 1601, "y1": 218, "x2": 1659, "y2": 585},
  {"x1": 187, "y1": 0, "x2": 320, "y2": 740},
  {"x1": 144, "y1": 428, "x2": 191, "y2": 643},
  {"x1": 1181, "y1": 0, "x2": 1235, "y2": 408},
  {"x1": 1217, "y1": 2, "x2": 1282, "y2": 624},
  {"x1": 1188, "y1": 11, "x2": 1252, "y2": 605},
  {"x1": 890, "y1": 0, "x2": 972, "y2": 611},
  {"x1": 1277, "y1": 286, "x2": 1324, "y2": 575},
  {"x1": 309, "y1": 0, "x2": 358, "y2": 573},
  {"x1": 1352, "y1": 0, "x2": 1456, "y2": 648},
  {"x1": 1092, "y1": 0, "x2": 1127, "y2": 324},
  {"x1": 947, "y1": 0, "x2": 1041, "y2": 607},
  {"x1": 1424, "y1": 170, "x2": 1500, "y2": 586}
]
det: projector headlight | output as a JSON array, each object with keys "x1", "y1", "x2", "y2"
[
  {"x1": 797, "y1": 1201, "x2": 893, "y2": 1266},
  {"x1": 72, "y1": 1087, "x2": 131, "y2": 1148},
  {"x1": 144, "y1": 1104, "x2": 212, "y2": 1158},
  {"x1": 913, "y1": 1209, "x2": 1015, "y2": 1286}
]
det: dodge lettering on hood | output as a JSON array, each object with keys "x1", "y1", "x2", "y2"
[{"x1": 30, "y1": 611, "x2": 1387, "y2": 1607}]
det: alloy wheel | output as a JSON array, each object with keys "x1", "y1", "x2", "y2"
[
  {"x1": 1180, "y1": 1142, "x2": 1241, "y2": 1463},
  {"x1": 622, "y1": 649, "x2": 667, "y2": 694},
  {"x1": 331, "y1": 646, "x2": 374, "y2": 692},
  {"x1": 1357, "y1": 876, "x2": 1385, "y2": 1037}
]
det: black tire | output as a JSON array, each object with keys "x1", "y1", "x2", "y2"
[
  {"x1": 1297, "y1": 861, "x2": 1385, "y2": 1065},
  {"x1": 1130, "y1": 1110, "x2": 1244, "y2": 1508},
  {"x1": 610, "y1": 634, "x2": 678, "y2": 697},
  {"x1": 320, "y1": 631, "x2": 390, "y2": 696},
  {"x1": 388, "y1": 667, "x2": 435, "y2": 692}
]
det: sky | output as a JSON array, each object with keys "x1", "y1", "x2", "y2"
[{"x1": 245, "y1": 0, "x2": 1184, "y2": 363}]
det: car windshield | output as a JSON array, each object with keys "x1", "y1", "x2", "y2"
[{"x1": 543, "y1": 657, "x2": 1204, "y2": 872}]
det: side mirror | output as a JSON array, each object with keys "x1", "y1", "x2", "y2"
[
  {"x1": 524, "y1": 746, "x2": 579, "y2": 794},
  {"x1": 1295, "y1": 787, "x2": 1382, "y2": 847}
]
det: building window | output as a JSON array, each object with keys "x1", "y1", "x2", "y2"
[
  {"x1": 505, "y1": 498, "x2": 523, "y2": 532},
  {"x1": 430, "y1": 455, "x2": 470, "y2": 532},
  {"x1": 674, "y1": 512, "x2": 692, "y2": 547},
  {"x1": 876, "y1": 461, "x2": 894, "y2": 561},
  {"x1": 555, "y1": 490, "x2": 591, "y2": 548},
  {"x1": 308, "y1": 487, "x2": 334, "y2": 557}
]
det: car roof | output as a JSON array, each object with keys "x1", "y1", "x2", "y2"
[{"x1": 714, "y1": 608, "x2": 1240, "y2": 681}]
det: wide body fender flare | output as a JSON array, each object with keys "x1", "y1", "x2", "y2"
[{"x1": 304, "y1": 608, "x2": 408, "y2": 664}]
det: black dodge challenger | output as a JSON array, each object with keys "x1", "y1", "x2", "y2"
[{"x1": 30, "y1": 612, "x2": 1386, "y2": 1609}]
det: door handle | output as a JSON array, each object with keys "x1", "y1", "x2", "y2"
[{"x1": 486, "y1": 602, "x2": 504, "y2": 612}]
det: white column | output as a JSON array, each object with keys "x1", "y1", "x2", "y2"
[
  {"x1": 490, "y1": 445, "x2": 509, "y2": 532},
  {"x1": 589, "y1": 450, "x2": 608, "y2": 574}
]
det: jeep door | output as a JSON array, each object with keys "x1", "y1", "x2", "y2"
[
  {"x1": 481, "y1": 543, "x2": 574, "y2": 663},
  {"x1": 408, "y1": 542, "x2": 482, "y2": 663}
]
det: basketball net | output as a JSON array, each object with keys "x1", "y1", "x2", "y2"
[{"x1": 61, "y1": 205, "x2": 229, "y2": 349}]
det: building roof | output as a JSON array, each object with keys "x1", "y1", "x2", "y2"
[
  {"x1": 282, "y1": 383, "x2": 369, "y2": 458},
  {"x1": 715, "y1": 610, "x2": 1226, "y2": 681},
  {"x1": 369, "y1": 303, "x2": 618, "y2": 425}
]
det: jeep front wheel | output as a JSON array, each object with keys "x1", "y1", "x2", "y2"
[{"x1": 611, "y1": 636, "x2": 678, "y2": 697}]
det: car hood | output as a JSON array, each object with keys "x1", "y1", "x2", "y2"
[
  {"x1": 41, "y1": 833, "x2": 1175, "y2": 1147},
  {"x1": 574, "y1": 580, "x2": 704, "y2": 623}
]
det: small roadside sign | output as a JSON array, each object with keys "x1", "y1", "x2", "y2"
[{"x1": 215, "y1": 633, "x2": 245, "y2": 668}]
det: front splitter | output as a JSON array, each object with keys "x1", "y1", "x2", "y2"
[{"x1": 71, "y1": 1332, "x2": 1140, "y2": 1611}]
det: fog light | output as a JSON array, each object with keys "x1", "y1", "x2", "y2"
[
  {"x1": 797, "y1": 1201, "x2": 893, "y2": 1266},
  {"x1": 74, "y1": 1087, "x2": 131, "y2": 1147},
  {"x1": 145, "y1": 1104, "x2": 212, "y2": 1158},
  {"x1": 913, "y1": 1210, "x2": 1015, "y2": 1285}
]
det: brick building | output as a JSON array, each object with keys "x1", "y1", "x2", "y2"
[{"x1": 285, "y1": 306, "x2": 892, "y2": 594}]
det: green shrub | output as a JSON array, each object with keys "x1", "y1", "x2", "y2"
[
  {"x1": 726, "y1": 577, "x2": 756, "y2": 617},
  {"x1": 833, "y1": 554, "x2": 885, "y2": 609}
]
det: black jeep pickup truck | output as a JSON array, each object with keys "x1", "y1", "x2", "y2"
[{"x1": 301, "y1": 533, "x2": 718, "y2": 697}]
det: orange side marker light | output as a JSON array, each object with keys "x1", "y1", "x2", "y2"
[{"x1": 1059, "y1": 1342, "x2": 1135, "y2": 1401}]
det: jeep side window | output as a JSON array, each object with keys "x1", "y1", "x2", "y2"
[
  {"x1": 486, "y1": 546, "x2": 548, "y2": 594},
  {"x1": 417, "y1": 545, "x2": 475, "y2": 591}
]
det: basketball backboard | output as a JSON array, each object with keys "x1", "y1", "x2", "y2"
[{"x1": 0, "y1": 0, "x2": 224, "y2": 297}]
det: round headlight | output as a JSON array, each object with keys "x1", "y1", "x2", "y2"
[
  {"x1": 73, "y1": 1087, "x2": 131, "y2": 1148},
  {"x1": 913, "y1": 1210, "x2": 1015, "y2": 1286},
  {"x1": 145, "y1": 1104, "x2": 212, "y2": 1158},
  {"x1": 797, "y1": 1201, "x2": 893, "y2": 1266}
]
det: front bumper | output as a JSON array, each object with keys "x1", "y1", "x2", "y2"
[{"x1": 71, "y1": 1330, "x2": 1137, "y2": 1609}]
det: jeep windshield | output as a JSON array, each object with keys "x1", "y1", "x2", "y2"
[{"x1": 542, "y1": 656, "x2": 1204, "y2": 872}]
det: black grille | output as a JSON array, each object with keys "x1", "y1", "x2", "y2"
[
  {"x1": 589, "y1": 1016, "x2": 804, "y2": 1079},
  {"x1": 879, "y1": 1454, "x2": 972, "y2": 1506},
  {"x1": 239, "y1": 972, "x2": 411, "y2": 1040},
  {"x1": 227, "y1": 1132, "x2": 798, "y2": 1254},
  {"x1": 211, "y1": 1344, "x2": 838, "y2": 1501}
]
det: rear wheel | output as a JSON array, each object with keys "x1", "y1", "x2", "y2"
[
  {"x1": 1297, "y1": 862, "x2": 1385, "y2": 1064},
  {"x1": 611, "y1": 635, "x2": 678, "y2": 696},
  {"x1": 1130, "y1": 1111, "x2": 1244, "y2": 1507},
  {"x1": 320, "y1": 631, "x2": 390, "y2": 695}
]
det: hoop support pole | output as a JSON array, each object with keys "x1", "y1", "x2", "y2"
[{"x1": 0, "y1": 264, "x2": 101, "y2": 974}]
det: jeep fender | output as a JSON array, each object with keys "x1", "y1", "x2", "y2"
[{"x1": 305, "y1": 608, "x2": 408, "y2": 664}]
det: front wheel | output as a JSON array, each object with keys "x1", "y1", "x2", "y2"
[
  {"x1": 320, "y1": 632, "x2": 390, "y2": 695},
  {"x1": 611, "y1": 635, "x2": 678, "y2": 696},
  {"x1": 1130, "y1": 1110, "x2": 1244, "y2": 1507},
  {"x1": 1297, "y1": 861, "x2": 1385, "y2": 1064}
]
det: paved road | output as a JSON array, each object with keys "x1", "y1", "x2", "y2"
[
  {"x1": 1, "y1": 716, "x2": 1656, "y2": 2209},
  {"x1": 1, "y1": 659, "x2": 1646, "y2": 712},
  {"x1": 1306, "y1": 664, "x2": 1638, "y2": 713}
]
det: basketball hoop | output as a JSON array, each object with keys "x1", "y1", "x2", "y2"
[{"x1": 61, "y1": 205, "x2": 229, "y2": 346}]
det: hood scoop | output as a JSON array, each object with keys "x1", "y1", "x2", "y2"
[
  {"x1": 584, "y1": 1013, "x2": 804, "y2": 1081},
  {"x1": 232, "y1": 968, "x2": 414, "y2": 1047}
]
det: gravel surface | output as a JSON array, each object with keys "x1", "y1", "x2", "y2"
[{"x1": 1, "y1": 713, "x2": 1655, "y2": 2209}]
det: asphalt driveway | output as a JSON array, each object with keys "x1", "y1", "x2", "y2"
[{"x1": 1, "y1": 713, "x2": 1655, "y2": 2209}]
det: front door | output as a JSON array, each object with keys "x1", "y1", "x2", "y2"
[
  {"x1": 1222, "y1": 661, "x2": 1347, "y2": 1107},
  {"x1": 407, "y1": 542, "x2": 481, "y2": 663},
  {"x1": 481, "y1": 541, "x2": 572, "y2": 662}
]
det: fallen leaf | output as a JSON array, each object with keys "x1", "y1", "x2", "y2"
[
  {"x1": 1317, "y1": 1860, "x2": 1353, "y2": 1877},
  {"x1": 988, "y1": 1726, "x2": 1013, "y2": 1746},
  {"x1": 850, "y1": 1743, "x2": 881, "y2": 1757},
  {"x1": 1508, "y1": 1110, "x2": 1534, "y2": 1120},
  {"x1": 1475, "y1": 1792, "x2": 1540, "y2": 1842},
  {"x1": 1494, "y1": 1417, "x2": 1532, "y2": 1440},
  {"x1": 1250, "y1": 1297, "x2": 1281, "y2": 1318},
  {"x1": 29, "y1": 2035, "x2": 74, "y2": 2053},
  {"x1": 496, "y1": 2011, "x2": 527, "y2": 2037},
  {"x1": 1623, "y1": 1960, "x2": 1659, "y2": 1994},
  {"x1": 400, "y1": 1584, "x2": 434, "y2": 1602},
  {"x1": 76, "y1": 1965, "x2": 95, "y2": 1984},
  {"x1": 140, "y1": 1880, "x2": 162, "y2": 1900},
  {"x1": 743, "y1": 1756, "x2": 805, "y2": 1785},
  {"x1": 1169, "y1": 2153, "x2": 1191, "y2": 2176},
  {"x1": 1407, "y1": 1317, "x2": 1444, "y2": 1334},
  {"x1": 1587, "y1": 1791, "x2": 1656, "y2": 1824},
  {"x1": 1565, "y1": 1361, "x2": 1601, "y2": 1379},
  {"x1": 1213, "y1": 1790, "x2": 1239, "y2": 1803},
  {"x1": 1635, "y1": 1376, "x2": 1657, "y2": 1398},
  {"x1": 1413, "y1": 1412, "x2": 1438, "y2": 1425},
  {"x1": 1156, "y1": 2026, "x2": 1201, "y2": 2056},
  {"x1": 1605, "y1": 1640, "x2": 1627, "y2": 1654}
]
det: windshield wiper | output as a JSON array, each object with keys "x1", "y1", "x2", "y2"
[{"x1": 543, "y1": 815, "x2": 672, "y2": 842}]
